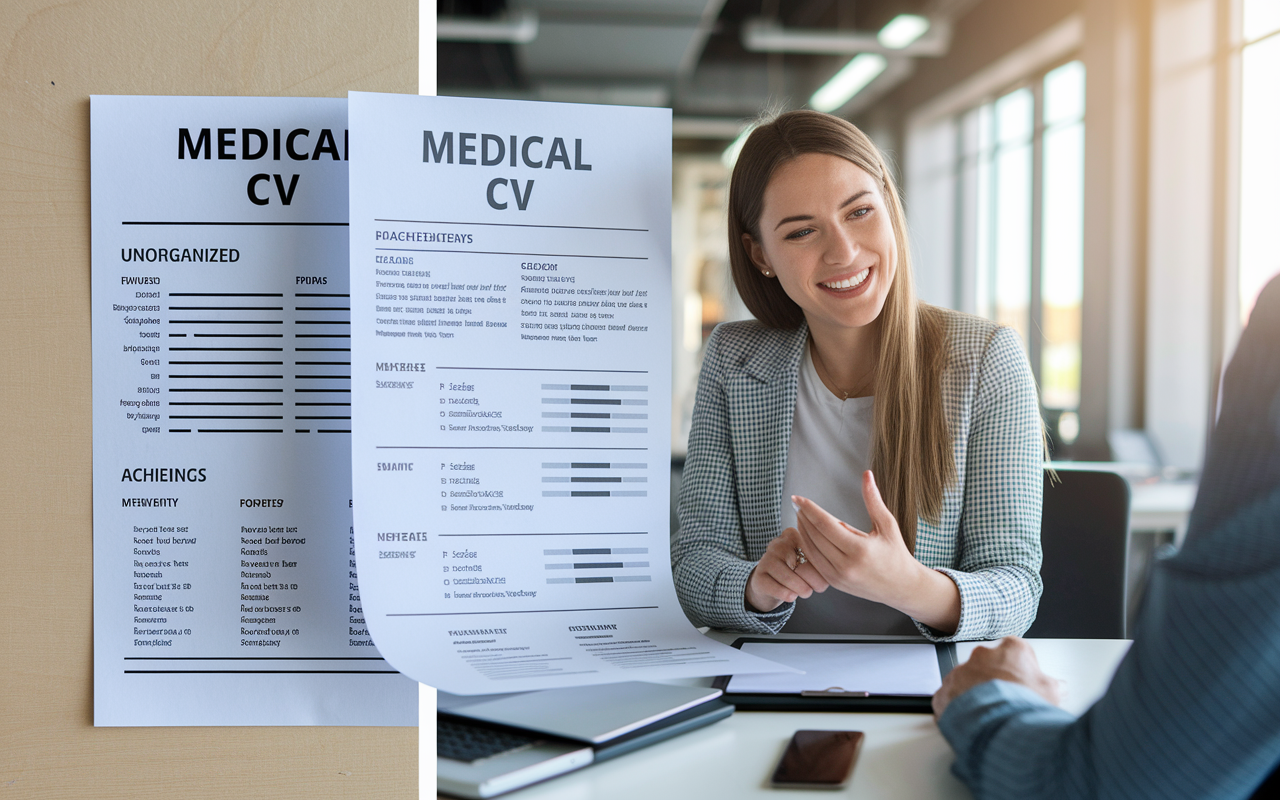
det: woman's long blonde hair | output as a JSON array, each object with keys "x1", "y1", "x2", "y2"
[{"x1": 727, "y1": 109, "x2": 954, "y2": 552}]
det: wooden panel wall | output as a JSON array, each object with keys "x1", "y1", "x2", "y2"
[{"x1": 0, "y1": 2, "x2": 417, "y2": 797}]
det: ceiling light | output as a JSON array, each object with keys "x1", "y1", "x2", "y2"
[
  {"x1": 877, "y1": 14, "x2": 930, "y2": 49},
  {"x1": 437, "y1": 10, "x2": 538, "y2": 44},
  {"x1": 809, "y1": 54, "x2": 887, "y2": 113},
  {"x1": 722, "y1": 124, "x2": 756, "y2": 169}
]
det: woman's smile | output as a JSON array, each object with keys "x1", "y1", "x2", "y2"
[{"x1": 817, "y1": 266, "x2": 873, "y2": 294}]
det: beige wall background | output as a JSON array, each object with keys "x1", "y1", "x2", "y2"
[{"x1": 0, "y1": 2, "x2": 417, "y2": 797}]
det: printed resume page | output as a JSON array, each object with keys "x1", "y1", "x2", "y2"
[
  {"x1": 349, "y1": 92, "x2": 790, "y2": 694},
  {"x1": 91, "y1": 96, "x2": 416, "y2": 725}
]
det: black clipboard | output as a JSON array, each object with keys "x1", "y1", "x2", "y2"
[{"x1": 711, "y1": 637, "x2": 958, "y2": 713}]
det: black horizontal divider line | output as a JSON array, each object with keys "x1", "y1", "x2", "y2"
[
  {"x1": 295, "y1": 293, "x2": 351, "y2": 297},
  {"x1": 377, "y1": 446, "x2": 646, "y2": 450},
  {"x1": 169, "y1": 402, "x2": 283, "y2": 406},
  {"x1": 374, "y1": 217, "x2": 648, "y2": 232},
  {"x1": 375, "y1": 247, "x2": 647, "y2": 261},
  {"x1": 438, "y1": 367, "x2": 647, "y2": 374},
  {"x1": 123, "y1": 656, "x2": 388, "y2": 660},
  {"x1": 438, "y1": 532, "x2": 646, "y2": 537},
  {"x1": 124, "y1": 221, "x2": 348, "y2": 226},
  {"x1": 124, "y1": 670, "x2": 399, "y2": 674},
  {"x1": 169, "y1": 415, "x2": 284, "y2": 420},
  {"x1": 169, "y1": 293, "x2": 284, "y2": 297}
]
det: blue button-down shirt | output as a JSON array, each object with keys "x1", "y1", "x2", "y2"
[{"x1": 937, "y1": 276, "x2": 1280, "y2": 800}]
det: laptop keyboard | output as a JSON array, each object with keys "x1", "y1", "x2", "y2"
[{"x1": 438, "y1": 716, "x2": 545, "y2": 763}]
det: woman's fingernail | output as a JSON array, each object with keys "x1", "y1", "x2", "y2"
[{"x1": 791, "y1": 500, "x2": 800, "y2": 513}]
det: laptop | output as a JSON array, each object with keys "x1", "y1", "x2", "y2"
[{"x1": 437, "y1": 682, "x2": 732, "y2": 799}]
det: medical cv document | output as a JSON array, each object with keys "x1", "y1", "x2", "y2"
[
  {"x1": 91, "y1": 96, "x2": 416, "y2": 725},
  {"x1": 349, "y1": 92, "x2": 789, "y2": 695}
]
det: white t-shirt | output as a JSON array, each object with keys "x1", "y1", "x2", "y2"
[
  {"x1": 778, "y1": 343, "x2": 919, "y2": 635},
  {"x1": 779, "y1": 344, "x2": 875, "y2": 532}
]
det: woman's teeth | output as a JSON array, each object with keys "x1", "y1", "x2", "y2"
[{"x1": 821, "y1": 268, "x2": 870, "y2": 290}]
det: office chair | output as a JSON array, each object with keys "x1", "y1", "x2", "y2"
[{"x1": 1024, "y1": 469, "x2": 1131, "y2": 639}]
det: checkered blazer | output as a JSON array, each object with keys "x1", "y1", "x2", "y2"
[{"x1": 672, "y1": 307, "x2": 1044, "y2": 641}]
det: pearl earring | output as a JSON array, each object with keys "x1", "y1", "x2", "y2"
[{"x1": 762, "y1": 270, "x2": 772, "y2": 277}]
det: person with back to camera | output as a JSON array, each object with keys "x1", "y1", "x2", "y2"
[
  {"x1": 929, "y1": 275, "x2": 1280, "y2": 799},
  {"x1": 672, "y1": 110, "x2": 1043, "y2": 640}
]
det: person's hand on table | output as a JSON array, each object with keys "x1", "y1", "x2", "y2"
[
  {"x1": 791, "y1": 471, "x2": 962, "y2": 633},
  {"x1": 931, "y1": 636, "x2": 1062, "y2": 718},
  {"x1": 745, "y1": 526, "x2": 829, "y2": 613}
]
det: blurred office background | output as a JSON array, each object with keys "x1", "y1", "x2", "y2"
[{"x1": 437, "y1": 0, "x2": 1280, "y2": 625}]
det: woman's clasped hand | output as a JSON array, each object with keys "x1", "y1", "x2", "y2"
[
  {"x1": 747, "y1": 470, "x2": 963, "y2": 633},
  {"x1": 744, "y1": 525, "x2": 829, "y2": 612}
]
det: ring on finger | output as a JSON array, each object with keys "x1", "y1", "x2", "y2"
[{"x1": 795, "y1": 547, "x2": 807, "y2": 566}]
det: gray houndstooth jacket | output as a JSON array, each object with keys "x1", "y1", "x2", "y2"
[{"x1": 672, "y1": 308, "x2": 1044, "y2": 641}]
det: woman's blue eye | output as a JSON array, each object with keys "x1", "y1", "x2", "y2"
[
  {"x1": 785, "y1": 228, "x2": 814, "y2": 239},
  {"x1": 851, "y1": 207, "x2": 871, "y2": 218}
]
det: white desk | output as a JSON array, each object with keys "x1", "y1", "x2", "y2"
[
  {"x1": 1129, "y1": 480, "x2": 1198, "y2": 545},
  {"x1": 480, "y1": 638, "x2": 1132, "y2": 800}
]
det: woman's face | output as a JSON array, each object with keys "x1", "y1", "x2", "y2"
[{"x1": 745, "y1": 152, "x2": 897, "y2": 337}]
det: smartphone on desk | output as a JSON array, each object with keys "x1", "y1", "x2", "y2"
[{"x1": 770, "y1": 730, "x2": 864, "y2": 789}]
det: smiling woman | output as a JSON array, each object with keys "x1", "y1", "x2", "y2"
[{"x1": 672, "y1": 110, "x2": 1045, "y2": 641}]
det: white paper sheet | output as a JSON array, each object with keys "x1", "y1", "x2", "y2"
[
  {"x1": 91, "y1": 95, "x2": 416, "y2": 725},
  {"x1": 348, "y1": 91, "x2": 791, "y2": 694},
  {"x1": 727, "y1": 643, "x2": 942, "y2": 696}
]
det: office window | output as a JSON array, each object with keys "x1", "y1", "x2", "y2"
[
  {"x1": 671, "y1": 155, "x2": 744, "y2": 456},
  {"x1": 1238, "y1": 3, "x2": 1280, "y2": 326},
  {"x1": 1039, "y1": 62, "x2": 1086, "y2": 412},
  {"x1": 977, "y1": 88, "x2": 1035, "y2": 344},
  {"x1": 911, "y1": 60, "x2": 1085, "y2": 442}
]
